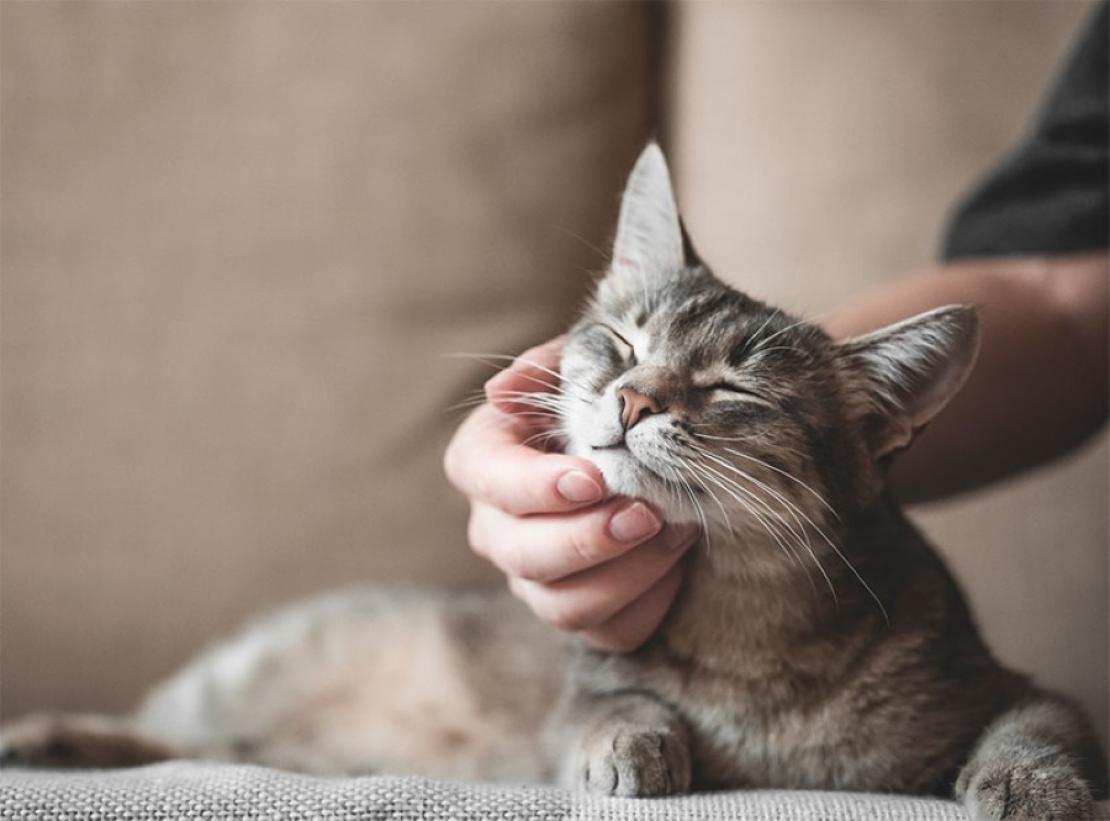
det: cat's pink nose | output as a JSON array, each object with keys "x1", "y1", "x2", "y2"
[{"x1": 618, "y1": 387, "x2": 661, "y2": 430}]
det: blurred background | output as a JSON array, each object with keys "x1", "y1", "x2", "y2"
[{"x1": 2, "y1": 1, "x2": 1105, "y2": 751}]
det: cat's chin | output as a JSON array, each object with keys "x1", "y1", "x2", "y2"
[{"x1": 582, "y1": 447, "x2": 699, "y2": 525}]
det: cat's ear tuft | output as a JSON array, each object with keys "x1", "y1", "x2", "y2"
[
  {"x1": 838, "y1": 305, "x2": 980, "y2": 461},
  {"x1": 609, "y1": 143, "x2": 686, "y2": 288}
]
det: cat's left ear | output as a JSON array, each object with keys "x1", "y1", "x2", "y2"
[
  {"x1": 608, "y1": 143, "x2": 694, "y2": 289},
  {"x1": 838, "y1": 305, "x2": 980, "y2": 462}
]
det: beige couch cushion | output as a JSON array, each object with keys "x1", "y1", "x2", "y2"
[{"x1": 1, "y1": 1, "x2": 653, "y2": 718}]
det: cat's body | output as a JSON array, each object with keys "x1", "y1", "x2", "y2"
[
  {"x1": 134, "y1": 588, "x2": 564, "y2": 780},
  {"x1": 564, "y1": 497, "x2": 1017, "y2": 794},
  {"x1": 2, "y1": 145, "x2": 1104, "y2": 819}
]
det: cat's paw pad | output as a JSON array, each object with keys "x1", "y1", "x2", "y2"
[
  {"x1": 578, "y1": 726, "x2": 691, "y2": 798},
  {"x1": 959, "y1": 758, "x2": 1094, "y2": 821}
]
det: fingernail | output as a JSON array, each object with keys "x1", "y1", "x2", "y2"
[
  {"x1": 609, "y1": 502, "x2": 662, "y2": 543},
  {"x1": 665, "y1": 524, "x2": 700, "y2": 551},
  {"x1": 557, "y1": 470, "x2": 604, "y2": 504}
]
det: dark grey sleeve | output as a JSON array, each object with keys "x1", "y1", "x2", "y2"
[{"x1": 941, "y1": 2, "x2": 1109, "y2": 261}]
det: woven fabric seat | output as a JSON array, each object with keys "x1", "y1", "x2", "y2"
[
  {"x1": 5, "y1": 763, "x2": 1110, "y2": 821},
  {"x1": 0, "y1": 761, "x2": 1050, "y2": 821}
]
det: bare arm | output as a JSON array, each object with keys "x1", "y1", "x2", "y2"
[{"x1": 824, "y1": 252, "x2": 1109, "y2": 504}]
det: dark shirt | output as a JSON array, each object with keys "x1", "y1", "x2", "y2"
[{"x1": 942, "y1": 2, "x2": 1109, "y2": 261}]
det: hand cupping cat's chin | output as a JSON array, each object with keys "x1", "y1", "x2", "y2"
[{"x1": 573, "y1": 445, "x2": 701, "y2": 526}]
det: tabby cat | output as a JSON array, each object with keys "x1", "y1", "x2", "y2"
[{"x1": 2, "y1": 144, "x2": 1104, "y2": 820}]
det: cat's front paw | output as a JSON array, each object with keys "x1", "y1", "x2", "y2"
[
  {"x1": 957, "y1": 756, "x2": 1094, "y2": 821},
  {"x1": 574, "y1": 725, "x2": 691, "y2": 798}
]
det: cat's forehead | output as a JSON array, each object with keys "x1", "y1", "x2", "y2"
[{"x1": 596, "y1": 275, "x2": 790, "y2": 368}]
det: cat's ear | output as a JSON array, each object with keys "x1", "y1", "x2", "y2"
[
  {"x1": 680, "y1": 217, "x2": 702, "y2": 267},
  {"x1": 838, "y1": 305, "x2": 980, "y2": 462},
  {"x1": 609, "y1": 143, "x2": 688, "y2": 287}
]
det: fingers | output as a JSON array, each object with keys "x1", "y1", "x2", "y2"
[
  {"x1": 484, "y1": 337, "x2": 566, "y2": 413},
  {"x1": 447, "y1": 333, "x2": 694, "y2": 653},
  {"x1": 468, "y1": 498, "x2": 666, "y2": 582},
  {"x1": 577, "y1": 562, "x2": 688, "y2": 653},
  {"x1": 507, "y1": 524, "x2": 699, "y2": 634},
  {"x1": 444, "y1": 404, "x2": 605, "y2": 516}
]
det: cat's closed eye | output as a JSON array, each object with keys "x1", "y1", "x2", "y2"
[
  {"x1": 700, "y1": 382, "x2": 772, "y2": 405},
  {"x1": 598, "y1": 324, "x2": 637, "y2": 365}
]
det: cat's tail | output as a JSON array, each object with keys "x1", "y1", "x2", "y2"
[
  {"x1": 0, "y1": 712, "x2": 180, "y2": 770},
  {"x1": 955, "y1": 692, "x2": 1107, "y2": 821}
]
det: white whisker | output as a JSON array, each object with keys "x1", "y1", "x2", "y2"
[
  {"x1": 689, "y1": 447, "x2": 830, "y2": 603},
  {"x1": 446, "y1": 352, "x2": 594, "y2": 402},
  {"x1": 687, "y1": 457, "x2": 812, "y2": 582},
  {"x1": 690, "y1": 443, "x2": 887, "y2": 624},
  {"x1": 675, "y1": 454, "x2": 735, "y2": 539},
  {"x1": 664, "y1": 461, "x2": 710, "y2": 554},
  {"x1": 717, "y1": 446, "x2": 839, "y2": 520}
]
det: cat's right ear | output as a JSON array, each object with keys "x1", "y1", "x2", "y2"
[{"x1": 606, "y1": 143, "x2": 688, "y2": 292}]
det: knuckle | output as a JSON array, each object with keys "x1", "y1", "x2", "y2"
[
  {"x1": 509, "y1": 552, "x2": 545, "y2": 582},
  {"x1": 519, "y1": 343, "x2": 547, "y2": 363},
  {"x1": 474, "y1": 473, "x2": 494, "y2": 505},
  {"x1": 582, "y1": 625, "x2": 642, "y2": 654},
  {"x1": 499, "y1": 495, "x2": 528, "y2": 518},
  {"x1": 544, "y1": 600, "x2": 594, "y2": 633},
  {"x1": 566, "y1": 522, "x2": 610, "y2": 568},
  {"x1": 500, "y1": 542, "x2": 537, "y2": 580},
  {"x1": 501, "y1": 484, "x2": 545, "y2": 518},
  {"x1": 566, "y1": 529, "x2": 596, "y2": 567},
  {"x1": 545, "y1": 610, "x2": 579, "y2": 633},
  {"x1": 465, "y1": 514, "x2": 488, "y2": 558},
  {"x1": 443, "y1": 428, "x2": 480, "y2": 492},
  {"x1": 522, "y1": 472, "x2": 560, "y2": 515},
  {"x1": 483, "y1": 533, "x2": 543, "y2": 582},
  {"x1": 506, "y1": 576, "x2": 528, "y2": 602},
  {"x1": 442, "y1": 440, "x2": 460, "y2": 486}
]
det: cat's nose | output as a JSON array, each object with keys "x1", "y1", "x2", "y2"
[{"x1": 617, "y1": 387, "x2": 661, "y2": 431}]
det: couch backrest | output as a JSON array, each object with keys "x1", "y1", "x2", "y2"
[{"x1": 1, "y1": 1, "x2": 654, "y2": 718}]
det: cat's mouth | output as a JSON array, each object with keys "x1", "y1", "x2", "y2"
[
  {"x1": 590, "y1": 442, "x2": 626, "y2": 452},
  {"x1": 590, "y1": 441, "x2": 696, "y2": 496}
]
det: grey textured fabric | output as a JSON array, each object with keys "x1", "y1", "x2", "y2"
[{"x1": 5, "y1": 763, "x2": 1108, "y2": 821}]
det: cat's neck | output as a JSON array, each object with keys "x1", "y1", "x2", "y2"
[{"x1": 655, "y1": 497, "x2": 904, "y2": 669}]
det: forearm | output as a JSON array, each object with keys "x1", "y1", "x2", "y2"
[{"x1": 823, "y1": 253, "x2": 1109, "y2": 504}]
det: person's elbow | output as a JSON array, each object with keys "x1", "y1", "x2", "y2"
[{"x1": 1038, "y1": 251, "x2": 1108, "y2": 449}]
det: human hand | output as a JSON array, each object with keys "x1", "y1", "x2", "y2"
[{"x1": 444, "y1": 337, "x2": 699, "y2": 652}]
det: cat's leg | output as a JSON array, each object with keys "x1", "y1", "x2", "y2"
[
  {"x1": 0, "y1": 713, "x2": 178, "y2": 770},
  {"x1": 956, "y1": 694, "x2": 1106, "y2": 821},
  {"x1": 549, "y1": 689, "x2": 691, "y2": 798}
]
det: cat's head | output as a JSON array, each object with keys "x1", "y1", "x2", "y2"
[{"x1": 559, "y1": 144, "x2": 979, "y2": 541}]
